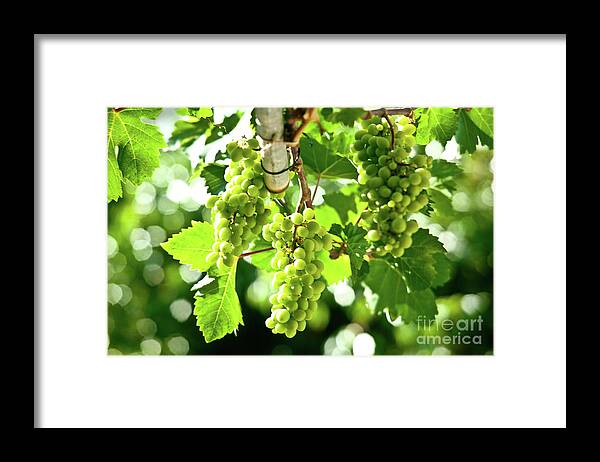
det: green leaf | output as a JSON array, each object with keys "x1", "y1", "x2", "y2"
[
  {"x1": 314, "y1": 203, "x2": 341, "y2": 231},
  {"x1": 339, "y1": 223, "x2": 369, "y2": 284},
  {"x1": 201, "y1": 163, "x2": 227, "y2": 195},
  {"x1": 431, "y1": 159, "x2": 462, "y2": 179},
  {"x1": 300, "y1": 134, "x2": 358, "y2": 180},
  {"x1": 428, "y1": 188, "x2": 454, "y2": 216},
  {"x1": 363, "y1": 258, "x2": 409, "y2": 312},
  {"x1": 328, "y1": 224, "x2": 344, "y2": 238},
  {"x1": 205, "y1": 112, "x2": 242, "y2": 145},
  {"x1": 161, "y1": 221, "x2": 215, "y2": 272},
  {"x1": 169, "y1": 118, "x2": 211, "y2": 148},
  {"x1": 362, "y1": 229, "x2": 450, "y2": 323},
  {"x1": 431, "y1": 253, "x2": 451, "y2": 288},
  {"x1": 455, "y1": 109, "x2": 493, "y2": 154},
  {"x1": 393, "y1": 289, "x2": 438, "y2": 324},
  {"x1": 330, "y1": 108, "x2": 366, "y2": 127},
  {"x1": 328, "y1": 125, "x2": 356, "y2": 156},
  {"x1": 318, "y1": 252, "x2": 351, "y2": 285},
  {"x1": 323, "y1": 190, "x2": 357, "y2": 224},
  {"x1": 107, "y1": 148, "x2": 123, "y2": 202},
  {"x1": 362, "y1": 259, "x2": 438, "y2": 323},
  {"x1": 398, "y1": 229, "x2": 449, "y2": 291},
  {"x1": 194, "y1": 107, "x2": 213, "y2": 119},
  {"x1": 246, "y1": 238, "x2": 276, "y2": 272},
  {"x1": 467, "y1": 108, "x2": 493, "y2": 138},
  {"x1": 415, "y1": 108, "x2": 458, "y2": 146},
  {"x1": 194, "y1": 262, "x2": 243, "y2": 343},
  {"x1": 107, "y1": 108, "x2": 166, "y2": 186},
  {"x1": 398, "y1": 252, "x2": 437, "y2": 291}
]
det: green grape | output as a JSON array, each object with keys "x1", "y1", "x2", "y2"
[
  {"x1": 205, "y1": 252, "x2": 219, "y2": 266},
  {"x1": 379, "y1": 186, "x2": 392, "y2": 198},
  {"x1": 351, "y1": 115, "x2": 432, "y2": 257},
  {"x1": 276, "y1": 309, "x2": 291, "y2": 323},
  {"x1": 264, "y1": 210, "x2": 331, "y2": 339},
  {"x1": 303, "y1": 208, "x2": 315, "y2": 220},
  {"x1": 293, "y1": 248, "x2": 306, "y2": 260},
  {"x1": 378, "y1": 166, "x2": 391, "y2": 179},
  {"x1": 205, "y1": 137, "x2": 272, "y2": 267},
  {"x1": 291, "y1": 212, "x2": 304, "y2": 225},
  {"x1": 406, "y1": 220, "x2": 419, "y2": 234},
  {"x1": 367, "y1": 229, "x2": 381, "y2": 241}
]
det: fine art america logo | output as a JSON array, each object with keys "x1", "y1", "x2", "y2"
[{"x1": 416, "y1": 316, "x2": 484, "y2": 345}]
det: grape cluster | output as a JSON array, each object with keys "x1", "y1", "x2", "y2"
[
  {"x1": 205, "y1": 138, "x2": 271, "y2": 270},
  {"x1": 261, "y1": 209, "x2": 333, "y2": 338},
  {"x1": 352, "y1": 115, "x2": 433, "y2": 258}
]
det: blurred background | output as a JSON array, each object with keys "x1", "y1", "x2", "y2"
[{"x1": 107, "y1": 108, "x2": 493, "y2": 355}]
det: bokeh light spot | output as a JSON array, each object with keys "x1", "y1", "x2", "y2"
[
  {"x1": 107, "y1": 235, "x2": 119, "y2": 258},
  {"x1": 167, "y1": 336, "x2": 190, "y2": 355},
  {"x1": 461, "y1": 294, "x2": 482, "y2": 315},
  {"x1": 107, "y1": 283, "x2": 123, "y2": 305},
  {"x1": 136, "y1": 318, "x2": 158, "y2": 338},
  {"x1": 140, "y1": 338, "x2": 162, "y2": 355},
  {"x1": 143, "y1": 264, "x2": 165, "y2": 286},
  {"x1": 352, "y1": 333, "x2": 376, "y2": 356},
  {"x1": 169, "y1": 299, "x2": 193, "y2": 323},
  {"x1": 178, "y1": 264, "x2": 202, "y2": 284}
]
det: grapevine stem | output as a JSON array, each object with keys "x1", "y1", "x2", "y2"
[
  {"x1": 383, "y1": 112, "x2": 395, "y2": 149},
  {"x1": 311, "y1": 173, "x2": 321, "y2": 203},
  {"x1": 292, "y1": 108, "x2": 318, "y2": 143},
  {"x1": 355, "y1": 206, "x2": 369, "y2": 226},
  {"x1": 365, "y1": 108, "x2": 414, "y2": 119},
  {"x1": 239, "y1": 247, "x2": 274, "y2": 258},
  {"x1": 292, "y1": 147, "x2": 313, "y2": 211}
]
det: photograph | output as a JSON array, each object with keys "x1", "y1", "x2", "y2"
[{"x1": 107, "y1": 106, "x2": 494, "y2": 355}]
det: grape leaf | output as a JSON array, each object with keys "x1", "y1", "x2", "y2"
[
  {"x1": 398, "y1": 251, "x2": 437, "y2": 291},
  {"x1": 398, "y1": 229, "x2": 449, "y2": 291},
  {"x1": 107, "y1": 148, "x2": 123, "y2": 202},
  {"x1": 392, "y1": 289, "x2": 438, "y2": 324},
  {"x1": 160, "y1": 220, "x2": 215, "y2": 272},
  {"x1": 431, "y1": 159, "x2": 462, "y2": 179},
  {"x1": 318, "y1": 252, "x2": 351, "y2": 285},
  {"x1": 107, "y1": 108, "x2": 166, "y2": 187},
  {"x1": 340, "y1": 223, "x2": 369, "y2": 284},
  {"x1": 415, "y1": 108, "x2": 458, "y2": 147},
  {"x1": 323, "y1": 190, "x2": 357, "y2": 224},
  {"x1": 193, "y1": 262, "x2": 243, "y2": 343},
  {"x1": 428, "y1": 188, "x2": 454, "y2": 216},
  {"x1": 246, "y1": 237, "x2": 276, "y2": 272},
  {"x1": 314, "y1": 203, "x2": 342, "y2": 230},
  {"x1": 205, "y1": 112, "x2": 242, "y2": 145},
  {"x1": 201, "y1": 163, "x2": 227, "y2": 195},
  {"x1": 478, "y1": 126, "x2": 494, "y2": 150},
  {"x1": 362, "y1": 229, "x2": 450, "y2": 323},
  {"x1": 169, "y1": 118, "x2": 211, "y2": 148},
  {"x1": 328, "y1": 125, "x2": 356, "y2": 156},
  {"x1": 194, "y1": 107, "x2": 213, "y2": 119},
  {"x1": 328, "y1": 224, "x2": 344, "y2": 238},
  {"x1": 363, "y1": 258, "x2": 409, "y2": 311},
  {"x1": 455, "y1": 109, "x2": 493, "y2": 154},
  {"x1": 362, "y1": 259, "x2": 438, "y2": 323},
  {"x1": 467, "y1": 108, "x2": 493, "y2": 138},
  {"x1": 455, "y1": 109, "x2": 478, "y2": 154},
  {"x1": 330, "y1": 108, "x2": 366, "y2": 127},
  {"x1": 431, "y1": 253, "x2": 451, "y2": 288},
  {"x1": 300, "y1": 135, "x2": 358, "y2": 180}
]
